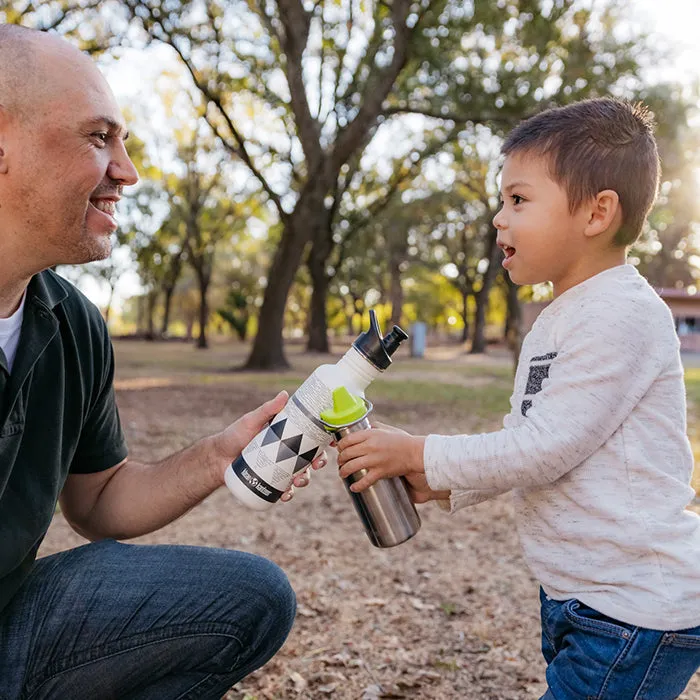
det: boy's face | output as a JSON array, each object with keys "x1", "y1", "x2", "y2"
[{"x1": 493, "y1": 152, "x2": 592, "y2": 296}]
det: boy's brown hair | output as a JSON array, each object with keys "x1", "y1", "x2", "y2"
[{"x1": 502, "y1": 98, "x2": 660, "y2": 247}]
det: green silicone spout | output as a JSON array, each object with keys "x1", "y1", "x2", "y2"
[{"x1": 320, "y1": 386, "x2": 367, "y2": 426}]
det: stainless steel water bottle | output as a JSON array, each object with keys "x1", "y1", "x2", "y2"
[{"x1": 320, "y1": 387, "x2": 421, "y2": 548}]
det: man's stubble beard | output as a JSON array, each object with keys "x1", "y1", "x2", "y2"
[
  {"x1": 71, "y1": 221, "x2": 113, "y2": 264},
  {"x1": 43, "y1": 220, "x2": 114, "y2": 267}
]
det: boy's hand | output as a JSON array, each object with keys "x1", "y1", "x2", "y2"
[
  {"x1": 336, "y1": 426, "x2": 426, "y2": 492},
  {"x1": 403, "y1": 473, "x2": 452, "y2": 504}
]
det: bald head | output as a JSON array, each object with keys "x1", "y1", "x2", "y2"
[
  {"x1": 0, "y1": 25, "x2": 38, "y2": 120},
  {"x1": 0, "y1": 25, "x2": 102, "y2": 123}
]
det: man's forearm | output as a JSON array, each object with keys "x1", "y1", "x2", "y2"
[
  {"x1": 76, "y1": 436, "x2": 228, "y2": 540},
  {"x1": 62, "y1": 391, "x2": 291, "y2": 541}
]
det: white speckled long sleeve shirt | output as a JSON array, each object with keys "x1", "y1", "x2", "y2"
[{"x1": 424, "y1": 265, "x2": 700, "y2": 630}]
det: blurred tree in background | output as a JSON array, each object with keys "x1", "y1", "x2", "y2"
[{"x1": 2, "y1": 0, "x2": 698, "y2": 366}]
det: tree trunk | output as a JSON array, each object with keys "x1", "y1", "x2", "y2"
[
  {"x1": 504, "y1": 273, "x2": 522, "y2": 374},
  {"x1": 145, "y1": 290, "x2": 157, "y2": 341},
  {"x1": 136, "y1": 295, "x2": 145, "y2": 334},
  {"x1": 196, "y1": 273, "x2": 210, "y2": 350},
  {"x1": 306, "y1": 238, "x2": 332, "y2": 353},
  {"x1": 470, "y1": 228, "x2": 500, "y2": 354},
  {"x1": 236, "y1": 312, "x2": 249, "y2": 342},
  {"x1": 345, "y1": 300, "x2": 355, "y2": 336},
  {"x1": 389, "y1": 256, "x2": 403, "y2": 328},
  {"x1": 245, "y1": 193, "x2": 324, "y2": 370},
  {"x1": 460, "y1": 290, "x2": 469, "y2": 343},
  {"x1": 351, "y1": 295, "x2": 364, "y2": 336},
  {"x1": 161, "y1": 250, "x2": 184, "y2": 336},
  {"x1": 161, "y1": 284, "x2": 175, "y2": 336},
  {"x1": 504, "y1": 275, "x2": 521, "y2": 338}
]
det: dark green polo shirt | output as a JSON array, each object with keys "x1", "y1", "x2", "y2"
[{"x1": 0, "y1": 270, "x2": 127, "y2": 615}]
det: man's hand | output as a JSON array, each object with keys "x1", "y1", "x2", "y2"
[
  {"x1": 336, "y1": 423, "x2": 426, "y2": 492},
  {"x1": 61, "y1": 390, "x2": 328, "y2": 541},
  {"x1": 214, "y1": 391, "x2": 288, "y2": 461},
  {"x1": 213, "y1": 391, "x2": 327, "y2": 501}
]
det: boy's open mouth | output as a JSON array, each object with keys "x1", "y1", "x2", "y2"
[
  {"x1": 498, "y1": 242, "x2": 516, "y2": 259},
  {"x1": 498, "y1": 242, "x2": 516, "y2": 269}
]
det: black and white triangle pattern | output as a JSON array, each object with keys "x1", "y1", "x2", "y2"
[{"x1": 260, "y1": 418, "x2": 320, "y2": 474}]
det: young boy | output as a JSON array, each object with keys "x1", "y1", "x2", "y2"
[{"x1": 336, "y1": 98, "x2": 700, "y2": 700}]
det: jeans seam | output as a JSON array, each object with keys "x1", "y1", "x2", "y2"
[
  {"x1": 597, "y1": 628, "x2": 637, "y2": 699},
  {"x1": 564, "y1": 600, "x2": 631, "y2": 639},
  {"x1": 26, "y1": 624, "x2": 243, "y2": 699},
  {"x1": 540, "y1": 594, "x2": 560, "y2": 652},
  {"x1": 175, "y1": 672, "x2": 218, "y2": 700},
  {"x1": 633, "y1": 637, "x2": 667, "y2": 700}
]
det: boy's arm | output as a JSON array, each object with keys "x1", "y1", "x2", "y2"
[{"x1": 424, "y1": 302, "x2": 672, "y2": 494}]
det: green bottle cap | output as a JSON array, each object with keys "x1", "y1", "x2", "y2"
[{"x1": 320, "y1": 386, "x2": 367, "y2": 426}]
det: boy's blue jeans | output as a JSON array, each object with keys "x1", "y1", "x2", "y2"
[
  {"x1": 0, "y1": 540, "x2": 296, "y2": 699},
  {"x1": 539, "y1": 588, "x2": 700, "y2": 699}
]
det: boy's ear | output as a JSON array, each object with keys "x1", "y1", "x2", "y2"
[{"x1": 583, "y1": 189, "x2": 621, "y2": 239}]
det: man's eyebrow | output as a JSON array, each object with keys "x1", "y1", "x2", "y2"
[{"x1": 82, "y1": 116, "x2": 130, "y2": 141}]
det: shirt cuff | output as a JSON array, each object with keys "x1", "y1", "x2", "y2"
[{"x1": 424, "y1": 433, "x2": 451, "y2": 490}]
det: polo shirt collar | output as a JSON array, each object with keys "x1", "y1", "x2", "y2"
[
  {"x1": 27, "y1": 270, "x2": 69, "y2": 311},
  {"x1": 1, "y1": 272, "x2": 62, "y2": 421}
]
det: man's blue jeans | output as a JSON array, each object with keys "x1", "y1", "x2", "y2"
[
  {"x1": 0, "y1": 540, "x2": 296, "y2": 699},
  {"x1": 539, "y1": 588, "x2": 700, "y2": 699}
]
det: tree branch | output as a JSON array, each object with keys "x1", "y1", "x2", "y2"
[
  {"x1": 164, "y1": 38, "x2": 286, "y2": 219},
  {"x1": 315, "y1": 4, "x2": 326, "y2": 121},
  {"x1": 251, "y1": 0, "x2": 282, "y2": 47},
  {"x1": 331, "y1": 0, "x2": 412, "y2": 172},
  {"x1": 383, "y1": 106, "x2": 518, "y2": 126},
  {"x1": 36, "y1": 0, "x2": 101, "y2": 30},
  {"x1": 276, "y1": 0, "x2": 323, "y2": 169},
  {"x1": 329, "y1": 0, "x2": 353, "y2": 123}
]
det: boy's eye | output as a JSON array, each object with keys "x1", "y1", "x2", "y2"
[{"x1": 511, "y1": 194, "x2": 524, "y2": 205}]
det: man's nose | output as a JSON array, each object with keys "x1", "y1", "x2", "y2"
[{"x1": 108, "y1": 140, "x2": 139, "y2": 187}]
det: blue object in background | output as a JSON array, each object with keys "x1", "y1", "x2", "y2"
[{"x1": 410, "y1": 322, "x2": 426, "y2": 358}]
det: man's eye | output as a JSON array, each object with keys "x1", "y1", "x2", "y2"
[
  {"x1": 512, "y1": 194, "x2": 524, "y2": 205},
  {"x1": 92, "y1": 132, "x2": 108, "y2": 144}
]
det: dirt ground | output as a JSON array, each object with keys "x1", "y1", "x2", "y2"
[{"x1": 39, "y1": 340, "x2": 700, "y2": 699}]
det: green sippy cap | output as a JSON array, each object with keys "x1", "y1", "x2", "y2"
[{"x1": 320, "y1": 386, "x2": 367, "y2": 426}]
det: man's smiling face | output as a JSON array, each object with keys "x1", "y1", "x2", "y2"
[{"x1": 0, "y1": 32, "x2": 139, "y2": 270}]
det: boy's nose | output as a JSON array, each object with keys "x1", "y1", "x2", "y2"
[{"x1": 493, "y1": 207, "x2": 506, "y2": 229}]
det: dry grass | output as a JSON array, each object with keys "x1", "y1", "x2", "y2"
[{"x1": 40, "y1": 338, "x2": 700, "y2": 699}]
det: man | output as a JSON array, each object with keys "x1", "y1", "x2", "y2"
[{"x1": 0, "y1": 25, "x2": 324, "y2": 698}]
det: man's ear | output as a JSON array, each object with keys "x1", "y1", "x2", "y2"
[
  {"x1": 584, "y1": 189, "x2": 621, "y2": 239},
  {"x1": 0, "y1": 104, "x2": 8, "y2": 175}
]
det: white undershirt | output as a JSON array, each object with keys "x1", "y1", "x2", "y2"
[{"x1": 0, "y1": 293, "x2": 26, "y2": 373}]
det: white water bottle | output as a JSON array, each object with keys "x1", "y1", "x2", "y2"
[{"x1": 224, "y1": 310, "x2": 408, "y2": 510}]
